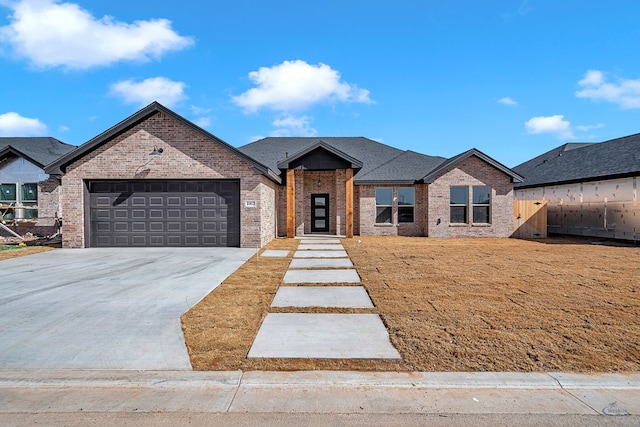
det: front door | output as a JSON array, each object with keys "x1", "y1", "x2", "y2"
[{"x1": 311, "y1": 194, "x2": 330, "y2": 232}]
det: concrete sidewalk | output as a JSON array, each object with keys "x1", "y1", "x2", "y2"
[{"x1": 0, "y1": 370, "x2": 638, "y2": 418}]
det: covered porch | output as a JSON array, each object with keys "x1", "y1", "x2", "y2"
[{"x1": 277, "y1": 142, "x2": 362, "y2": 239}]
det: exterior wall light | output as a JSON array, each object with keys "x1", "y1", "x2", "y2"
[{"x1": 149, "y1": 146, "x2": 164, "y2": 156}]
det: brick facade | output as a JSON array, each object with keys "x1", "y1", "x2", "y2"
[
  {"x1": 60, "y1": 111, "x2": 274, "y2": 248},
  {"x1": 426, "y1": 156, "x2": 514, "y2": 237},
  {"x1": 357, "y1": 184, "x2": 427, "y2": 237}
]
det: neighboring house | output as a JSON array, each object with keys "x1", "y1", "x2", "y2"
[
  {"x1": 0, "y1": 137, "x2": 75, "y2": 237},
  {"x1": 45, "y1": 102, "x2": 522, "y2": 248},
  {"x1": 513, "y1": 133, "x2": 640, "y2": 241}
]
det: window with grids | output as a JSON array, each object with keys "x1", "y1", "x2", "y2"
[
  {"x1": 397, "y1": 187, "x2": 415, "y2": 223},
  {"x1": 449, "y1": 186, "x2": 468, "y2": 224},
  {"x1": 472, "y1": 186, "x2": 491, "y2": 224},
  {"x1": 375, "y1": 188, "x2": 393, "y2": 224}
]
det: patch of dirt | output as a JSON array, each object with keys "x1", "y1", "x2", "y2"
[
  {"x1": 182, "y1": 236, "x2": 640, "y2": 372},
  {"x1": 0, "y1": 245, "x2": 55, "y2": 261}
]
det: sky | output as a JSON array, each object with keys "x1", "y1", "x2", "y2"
[{"x1": 1, "y1": 0, "x2": 640, "y2": 167}]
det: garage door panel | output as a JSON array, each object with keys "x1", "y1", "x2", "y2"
[{"x1": 89, "y1": 180, "x2": 240, "y2": 247}]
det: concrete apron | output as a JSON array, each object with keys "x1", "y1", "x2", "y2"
[{"x1": 1, "y1": 370, "x2": 638, "y2": 415}]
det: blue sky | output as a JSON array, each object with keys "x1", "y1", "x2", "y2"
[{"x1": 1, "y1": 0, "x2": 639, "y2": 167}]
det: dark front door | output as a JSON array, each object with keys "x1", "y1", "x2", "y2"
[{"x1": 311, "y1": 194, "x2": 330, "y2": 232}]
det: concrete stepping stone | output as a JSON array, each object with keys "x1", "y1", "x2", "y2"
[
  {"x1": 284, "y1": 269, "x2": 360, "y2": 284},
  {"x1": 259, "y1": 250, "x2": 290, "y2": 258},
  {"x1": 293, "y1": 250, "x2": 348, "y2": 258},
  {"x1": 289, "y1": 258, "x2": 353, "y2": 269},
  {"x1": 297, "y1": 243, "x2": 344, "y2": 250},
  {"x1": 271, "y1": 286, "x2": 373, "y2": 308},
  {"x1": 299, "y1": 239, "x2": 341, "y2": 244},
  {"x1": 247, "y1": 313, "x2": 400, "y2": 359}
]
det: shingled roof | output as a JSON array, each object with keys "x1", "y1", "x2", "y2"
[
  {"x1": 513, "y1": 133, "x2": 640, "y2": 188},
  {"x1": 0, "y1": 137, "x2": 75, "y2": 168},
  {"x1": 238, "y1": 137, "x2": 406, "y2": 182},
  {"x1": 239, "y1": 137, "x2": 522, "y2": 184}
]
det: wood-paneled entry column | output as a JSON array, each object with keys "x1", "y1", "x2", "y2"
[
  {"x1": 345, "y1": 168, "x2": 354, "y2": 238},
  {"x1": 287, "y1": 169, "x2": 296, "y2": 238}
]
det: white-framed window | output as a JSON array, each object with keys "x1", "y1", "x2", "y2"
[
  {"x1": 375, "y1": 188, "x2": 393, "y2": 224},
  {"x1": 397, "y1": 187, "x2": 415, "y2": 223},
  {"x1": 449, "y1": 186, "x2": 468, "y2": 224},
  {"x1": 472, "y1": 186, "x2": 491, "y2": 224}
]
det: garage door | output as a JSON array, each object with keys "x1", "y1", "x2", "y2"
[{"x1": 88, "y1": 180, "x2": 240, "y2": 247}]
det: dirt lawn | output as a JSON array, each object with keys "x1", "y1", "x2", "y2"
[
  {"x1": 0, "y1": 245, "x2": 55, "y2": 261},
  {"x1": 182, "y1": 237, "x2": 640, "y2": 372}
]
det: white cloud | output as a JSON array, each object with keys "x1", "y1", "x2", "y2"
[
  {"x1": 109, "y1": 77, "x2": 187, "y2": 107},
  {"x1": 270, "y1": 114, "x2": 317, "y2": 137},
  {"x1": 0, "y1": 0, "x2": 193, "y2": 69},
  {"x1": 232, "y1": 60, "x2": 373, "y2": 113},
  {"x1": 575, "y1": 69, "x2": 640, "y2": 109},
  {"x1": 524, "y1": 115, "x2": 574, "y2": 139},
  {"x1": 192, "y1": 116, "x2": 211, "y2": 128},
  {"x1": 498, "y1": 96, "x2": 518, "y2": 106},
  {"x1": 190, "y1": 105, "x2": 211, "y2": 116},
  {"x1": 575, "y1": 123, "x2": 605, "y2": 132},
  {"x1": 0, "y1": 111, "x2": 47, "y2": 136}
]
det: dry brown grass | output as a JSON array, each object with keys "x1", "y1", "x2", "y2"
[
  {"x1": 0, "y1": 245, "x2": 55, "y2": 261},
  {"x1": 182, "y1": 236, "x2": 640, "y2": 372}
]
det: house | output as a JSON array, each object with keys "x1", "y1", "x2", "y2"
[
  {"x1": 513, "y1": 133, "x2": 640, "y2": 241},
  {"x1": 45, "y1": 102, "x2": 522, "y2": 248},
  {"x1": 0, "y1": 137, "x2": 75, "y2": 237}
]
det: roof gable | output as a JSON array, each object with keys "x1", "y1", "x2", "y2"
[
  {"x1": 44, "y1": 102, "x2": 280, "y2": 183},
  {"x1": 276, "y1": 141, "x2": 363, "y2": 170},
  {"x1": 422, "y1": 148, "x2": 523, "y2": 183}
]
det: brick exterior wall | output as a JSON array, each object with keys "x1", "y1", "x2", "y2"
[
  {"x1": 59, "y1": 111, "x2": 275, "y2": 248},
  {"x1": 426, "y1": 156, "x2": 513, "y2": 237},
  {"x1": 276, "y1": 169, "x2": 351, "y2": 236},
  {"x1": 357, "y1": 184, "x2": 427, "y2": 237}
]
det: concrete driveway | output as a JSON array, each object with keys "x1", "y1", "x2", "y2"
[{"x1": 0, "y1": 247, "x2": 254, "y2": 370}]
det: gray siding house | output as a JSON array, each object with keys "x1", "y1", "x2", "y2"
[{"x1": 0, "y1": 137, "x2": 75, "y2": 237}]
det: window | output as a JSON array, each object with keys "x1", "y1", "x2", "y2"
[
  {"x1": 472, "y1": 186, "x2": 491, "y2": 224},
  {"x1": 375, "y1": 188, "x2": 392, "y2": 224},
  {"x1": 450, "y1": 186, "x2": 468, "y2": 224},
  {"x1": 0, "y1": 183, "x2": 38, "y2": 220},
  {"x1": 1, "y1": 183, "x2": 17, "y2": 220},
  {"x1": 21, "y1": 183, "x2": 38, "y2": 219},
  {"x1": 397, "y1": 187, "x2": 415, "y2": 223}
]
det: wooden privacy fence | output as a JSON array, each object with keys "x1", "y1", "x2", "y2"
[{"x1": 513, "y1": 200, "x2": 547, "y2": 238}]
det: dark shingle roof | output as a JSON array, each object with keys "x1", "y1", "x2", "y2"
[
  {"x1": 355, "y1": 150, "x2": 446, "y2": 184},
  {"x1": 240, "y1": 138, "x2": 522, "y2": 184},
  {"x1": 513, "y1": 133, "x2": 640, "y2": 188},
  {"x1": 0, "y1": 137, "x2": 75, "y2": 168},
  {"x1": 238, "y1": 137, "x2": 405, "y2": 180}
]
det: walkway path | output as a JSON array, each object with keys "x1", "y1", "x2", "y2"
[{"x1": 248, "y1": 238, "x2": 400, "y2": 359}]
